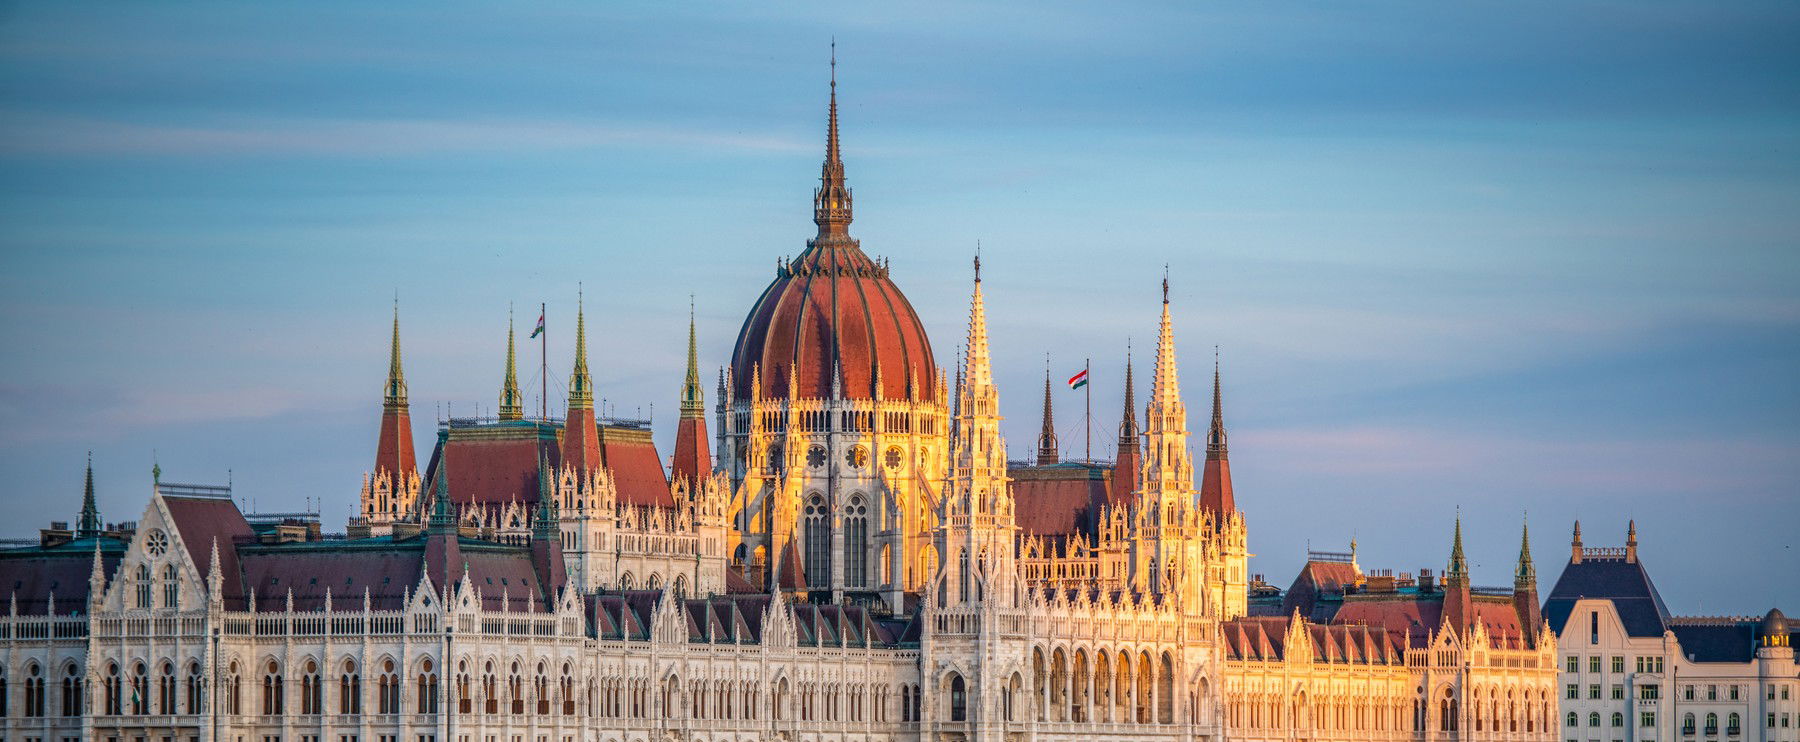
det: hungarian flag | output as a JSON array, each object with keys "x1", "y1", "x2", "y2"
[
  {"x1": 1067, "y1": 369, "x2": 1089, "y2": 390},
  {"x1": 529, "y1": 311, "x2": 545, "y2": 338}
]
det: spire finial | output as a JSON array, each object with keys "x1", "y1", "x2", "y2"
[
  {"x1": 1036, "y1": 354, "x2": 1057, "y2": 465},
  {"x1": 78, "y1": 451, "x2": 101, "y2": 539},
  {"x1": 1119, "y1": 341, "x2": 1139, "y2": 446},
  {"x1": 973, "y1": 240, "x2": 981, "y2": 283},
  {"x1": 813, "y1": 42, "x2": 852, "y2": 240},
  {"x1": 681, "y1": 296, "x2": 704, "y2": 417},
  {"x1": 499, "y1": 305, "x2": 523, "y2": 420},
  {"x1": 569, "y1": 285, "x2": 593, "y2": 410},
  {"x1": 1162, "y1": 264, "x2": 1170, "y2": 304},
  {"x1": 385, "y1": 299, "x2": 408, "y2": 409},
  {"x1": 1516, "y1": 512, "x2": 1536, "y2": 584},
  {"x1": 1447, "y1": 507, "x2": 1468, "y2": 581}
]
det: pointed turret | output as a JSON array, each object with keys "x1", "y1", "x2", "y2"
[
  {"x1": 1139, "y1": 272, "x2": 1194, "y2": 510},
  {"x1": 562, "y1": 293, "x2": 602, "y2": 474},
  {"x1": 428, "y1": 462, "x2": 456, "y2": 534},
  {"x1": 77, "y1": 452, "x2": 101, "y2": 539},
  {"x1": 671, "y1": 302, "x2": 712, "y2": 487},
  {"x1": 812, "y1": 44, "x2": 853, "y2": 242},
  {"x1": 1443, "y1": 512, "x2": 1474, "y2": 634},
  {"x1": 532, "y1": 450, "x2": 558, "y2": 541},
  {"x1": 499, "y1": 310, "x2": 523, "y2": 420},
  {"x1": 1109, "y1": 350, "x2": 1140, "y2": 507},
  {"x1": 1446, "y1": 511, "x2": 1468, "y2": 585},
  {"x1": 1570, "y1": 520, "x2": 1583, "y2": 564},
  {"x1": 1625, "y1": 519, "x2": 1638, "y2": 563},
  {"x1": 1513, "y1": 514, "x2": 1542, "y2": 641},
  {"x1": 374, "y1": 303, "x2": 418, "y2": 483},
  {"x1": 1198, "y1": 354, "x2": 1236, "y2": 519},
  {"x1": 1036, "y1": 359, "x2": 1058, "y2": 465}
]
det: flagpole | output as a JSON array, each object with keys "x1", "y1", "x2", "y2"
[
  {"x1": 1084, "y1": 357, "x2": 1091, "y2": 460},
  {"x1": 540, "y1": 301, "x2": 547, "y2": 421}
]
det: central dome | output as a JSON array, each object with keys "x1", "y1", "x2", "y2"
[{"x1": 730, "y1": 75, "x2": 935, "y2": 401}]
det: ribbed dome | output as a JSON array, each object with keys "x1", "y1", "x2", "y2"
[
  {"x1": 730, "y1": 72, "x2": 935, "y2": 401},
  {"x1": 733, "y1": 244, "x2": 934, "y2": 400}
]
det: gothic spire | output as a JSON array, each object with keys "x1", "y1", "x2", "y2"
[
  {"x1": 1515, "y1": 514, "x2": 1536, "y2": 585},
  {"x1": 812, "y1": 42, "x2": 853, "y2": 242},
  {"x1": 680, "y1": 299, "x2": 704, "y2": 418},
  {"x1": 533, "y1": 449, "x2": 558, "y2": 541},
  {"x1": 963, "y1": 256, "x2": 993, "y2": 392},
  {"x1": 499, "y1": 309, "x2": 523, "y2": 420},
  {"x1": 1150, "y1": 271, "x2": 1184, "y2": 418},
  {"x1": 428, "y1": 459, "x2": 456, "y2": 534},
  {"x1": 1036, "y1": 357, "x2": 1058, "y2": 465},
  {"x1": 1207, "y1": 351, "x2": 1227, "y2": 460},
  {"x1": 1447, "y1": 510, "x2": 1469, "y2": 583},
  {"x1": 384, "y1": 301, "x2": 407, "y2": 410},
  {"x1": 1118, "y1": 345, "x2": 1139, "y2": 447},
  {"x1": 77, "y1": 452, "x2": 101, "y2": 539},
  {"x1": 569, "y1": 290, "x2": 593, "y2": 410}
]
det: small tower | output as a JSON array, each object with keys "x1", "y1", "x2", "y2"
[
  {"x1": 1571, "y1": 520, "x2": 1583, "y2": 564},
  {"x1": 1513, "y1": 515, "x2": 1541, "y2": 638},
  {"x1": 671, "y1": 302, "x2": 712, "y2": 487},
  {"x1": 1198, "y1": 354, "x2": 1236, "y2": 519},
  {"x1": 562, "y1": 293, "x2": 602, "y2": 474},
  {"x1": 77, "y1": 452, "x2": 102, "y2": 539},
  {"x1": 361, "y1": 303, "x2": 421, "y2": 534},
  {"x1": 1108, "y1": 350, "x2": 1141, "y2": 507},
  {"x1": 499, "y1": 310, "x2": 524, "y2": 421},
  {"x1": 1035, "y1": 358, "x2": 1058, "y2": 465},
  {"x1": 1625, "y1": 519, "x2": 1638, "y2": 563},
  {"x1": 1443, "y1": 512, "x2": 1473, "y2": 634}
]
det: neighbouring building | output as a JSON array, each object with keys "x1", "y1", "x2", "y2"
[{"x1": 1544, "y1": 522, "x2": 1797, "y2": 742}]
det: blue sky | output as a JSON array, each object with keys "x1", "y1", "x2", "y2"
[{"x1": 1, "y1": 1, "x2": 1795, "y2": 613}]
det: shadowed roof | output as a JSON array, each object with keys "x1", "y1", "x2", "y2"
[{"x1": 1544, "y1": 555, "x2": 1671, "y2": 637}]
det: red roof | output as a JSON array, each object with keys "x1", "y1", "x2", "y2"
[
  {"x1": 670, "y1": 414, "x2": 710, "y2": 487},
  {"x1": 731, "y1": 244, "x2": 935, "y2": 401},
  {"x1": 436, "y1": 434, "x2": 558, "y2": 509},
  {"x1": 1009, "y1": 463, "x2": 1111, "y2": 537},
  {"x1": 600, "y1": 428, "x2": 672, "y2": 507},
  {"x1": 1199, "y1": 454, "x2": 1234, "y2": 516},
  {"x1": 161, "y1": 494, "x2": 255, "y2": 607},
  {"x1": 373, "y1": 406, "x2": 416, "y2": 481}
]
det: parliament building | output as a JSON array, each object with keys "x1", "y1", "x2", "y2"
[{"x1": 0, "y1": 70, "x2": 1574, "y2": 742}]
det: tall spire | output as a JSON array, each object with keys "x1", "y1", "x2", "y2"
[
  {"x1": 1140, "y1": 269, "x2": 1194, "y2": 510},
  {"x1": 1036, "y1": 357, "x2": 1058, "y2": 465},
  {"x1": 384, "y1": 300, "x2": 408, "y2": 410},
  {"x1": 1447, "y1": 510, "x2": 1468, "y2": 583},
  {"x1": 681, "y1": 298, "x2": 704, "y2": 418},
  {"x1": 1109, "y1": 346, "x2": 1142, "y2": 508},
  {"x1": 499, "y1": 308, "x2": 523, "y2": 420},
  {"x1": 1119, "y1": 345, "x2": 1139, "y2": 447},
  {"x1": 1207, "y1": 351, "x2": 1227, "y2": 459},
  {"x1": 812, "y1": 41, "x2": 853, "y2": 242},
  {"x1": 532, "y1": 450, "x2": 558, "y2": 541},
  {"x1": 428, "y1": 459, "x2": 455, "y2": 534},
  {"x1": 77, "y1": 452, "x2": 101, "y2": 539},
  {"x1": 568, "y1": 290, "x2": 593, "y2": 410},
  {"x1": 1515, "y1": 514, "x2": 1536, "y2": 585}
]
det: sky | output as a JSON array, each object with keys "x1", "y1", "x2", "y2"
[{"x1": 1, "y1": 1, "x2": 1795, "y2": 614}]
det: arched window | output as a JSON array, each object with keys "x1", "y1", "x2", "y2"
[
  {"x1": 560, "y1": 663, "x2": 575, "y2": 715},
  {"x1": 416, "y1": 659, "x2": 438, "y2": 714},
  {"x1": 163, "y1": 563, "x2": 179, "y2": 608},
  {"x1": 62, "y1": 663, "x2": 83, "y2": 717},
  {"x1": 23, "y1": 663, "x2": 44, "y2": 717},
  {"x1": 185, "y1": 662, "x2": 202, "y2": 715},
  {"x1": 482, "y1": 661, "x2": 497, "y2": 714},
  {"x1": 1589, "y1": 711, "x2": 1602, "y2": 727},
  {"x1": 619, "y1": 572, "x2": 635, "y2": 590},
  {"x1": 509, "y1": 661, "x2": 524, "y2": 714},
  {"x1": 456, "y1": 660, "x2": 471, "y2": 714},
  {"x1": 378, "y1": 659, "x2": 400, "y2": 714},
  {"x1": 804, "y1": 494, "x2": 831, "y2": 588},
  {"x1": 130, "y1": 662, "x2": 148, "y2": 715},
  {"x1": 261, "y1": 660, "x2": 283, "y2": 716},
  {"x1": 1683, "y1": 712, "x2": 1696, "y2": 734},
  {"x1": 1613, "y1": 711, "x2": 1625, "y2": 728},
  {"x1": 1727, "y1": 712, "x2": 1740, "y2": 734},
  {"x1": 136, "y1": 564, "x2": 152, "y2": 609},
  {"x1": 301, "y1": 660, "x2": 321, "y2": 715},
  {"x1": 104, "y1": 663, "x2": 122, "y2": 715},
  {"x1": 225, "y1": 661, "x2": 241, "y2": 715},
  {"x1": 157, "y1": 662, "x2": 176, "y2": 715},
  {"x1": 949, "y1": 674, "x2": 967, "y2": 722},
  {"x1": 338, "y1": 659, "x2": 360, "y2": 715},
  {"x1": 958, "y1": 548, "x2": 970, "y2": 602},
  {"x1": 1705, "y1": 712, "x2": 1719, "y2": 734},
  {"x1": 844, "y1": 495, "x2": 868, "y2": 587},
  {"x1": 535, "y1": 662, "x2": 549, "y2": 715}
]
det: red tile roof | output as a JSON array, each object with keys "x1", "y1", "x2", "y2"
[
  {"x1": 1009, "y1": 463, "x2": 1111, "y2": 537},
  {"x1": 600, "y1": 427, "x2": 672, "y2": 507},
  {"x1": 161, "y1": 494, "x2": 255, "y2": 607}
]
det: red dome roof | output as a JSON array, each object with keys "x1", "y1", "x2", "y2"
[
  {"x1": 732, "y1": 245, "x2": 935, "y2": 400},
  {"x1": 730, "y1": 76, "x2": 935, "y2": 401}
]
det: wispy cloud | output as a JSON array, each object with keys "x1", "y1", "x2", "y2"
[{"x1": 0, "y1": 114, "x2": 813, "y2": 158}]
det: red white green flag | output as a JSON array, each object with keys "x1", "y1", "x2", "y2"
[
  {"x1": 529, "y1": 311, "x2": 545, "y2": 338},
  {"x1": 1067, "y1": 369, "x2": 1088, "y2": 390}
]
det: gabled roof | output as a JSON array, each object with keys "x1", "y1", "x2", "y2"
[
  {"x1": 1008, "y1": 462, "x2": 1110, "y2": 537},
  {"x1": 1544, "y1": 556, "x2": 1670, "y2": 638},
  {"x1": 161, "y1": 494, "x2": 255, "y2": 607}
]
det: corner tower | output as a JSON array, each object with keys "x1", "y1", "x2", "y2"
[{"x1": 359, "y1": 303, "x2": 422, "y2": 535}]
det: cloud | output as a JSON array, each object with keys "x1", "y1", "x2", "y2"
[{"x1": 0, "y1": 113, "x2": 814, "y2": 158}]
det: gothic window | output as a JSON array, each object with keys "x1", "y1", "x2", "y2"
[
  {"x1": 958, "y1": 548, "x2": 970, "y2": 602},
  {"x1": 844, "y1": 496, "x2": 868, "y2": 587},
  {"x1": 130, "y1": 662, "x2": 148, "y2": 715},
  {"x1": 509, "y1": 661, "x2": 523, "y2": 714},
  {"x1": 23, "y1": 663, "x2": 44, "y2": 717},
  {"x1": 884, "y1": 446, "x2": 902, "y2": 469},
  {"x1": 845, "y1": 446, "x2": 868, "y2": 469},
  {"x1": 261, "y1": 661, "x2": 282, "y2": 716},
  {"x1": 339, "y1": 659, "x2": 360, "y2": 714},
  {"x1": 185, "y1": 661, "x2": 202, "y2": 715},
  {"x1": 136, "y1": 564, "x2": 152, "y2": 609},
  {"x1": 804, "y1": 494, "x2": 831, "y2": 588},
  {"x1": 163, "y1": 563, "x2": 179, "y2": 609},
  {"x1": 482, "y1": 661, "x2": 497, "y2": 714},
  {"x1": 535, "y1": 662, "x2": 549, "y2": 715},
  {"x1": 767, "y1": 443, "x2": 784, "y2": 474},
  {"x1": 145, "y1": 528, "x2": 169, "y2": 557},
  {"x1": 62, "y1": 664, "x2": 83, "y2": 717},
  {"x1": 949, "y1": 674, "x2": 967, "y2": 722},
  {"x1": 300, "y1": 660, "x2": 321, "y2": 715},
  {"x1": 807, "y1": 445, "x2": 827, "y2": 468},
  {"x1": 416, "y1": 659, "x2": 438, "y2": 714},
  {"x1": 157, "y1": 662, "x2": 176, "y2": 715},
  {"x1": 378, "y1": 659, "x2": 400, "y2": 714}
]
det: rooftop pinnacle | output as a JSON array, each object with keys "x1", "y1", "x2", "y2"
[
  {"x1": 812, "y1": 44, "x2": 853, "y2": 242},
  {"x1": 500, "y1": 310, "x2": 523, "y2": 420},
  {"x1": 384, "y1": 303, "x2": 407, "y2": 410}
]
